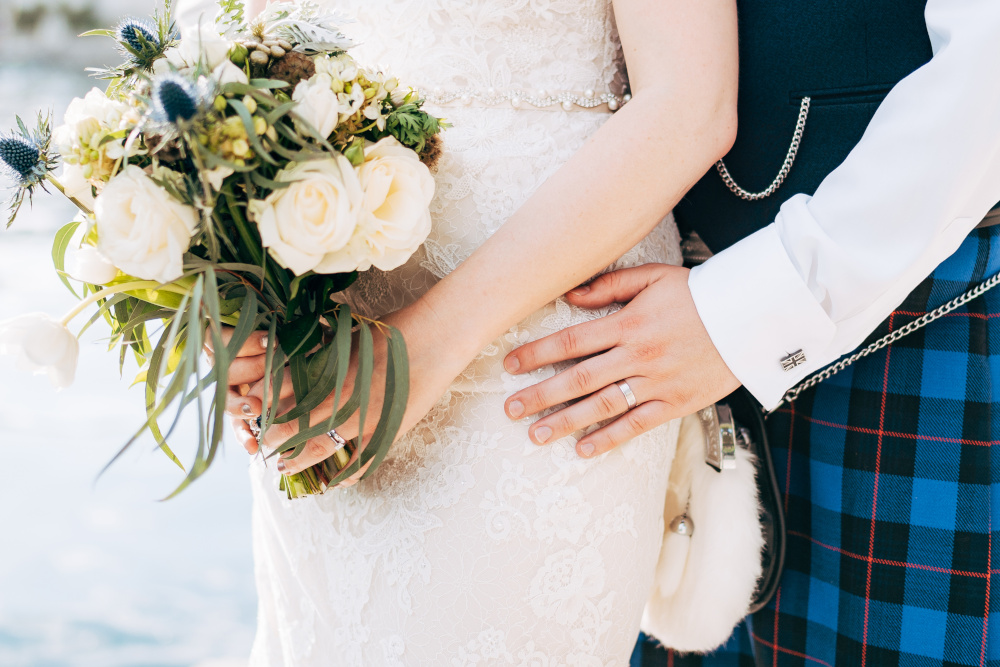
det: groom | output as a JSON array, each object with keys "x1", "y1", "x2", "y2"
[{"x1": 504, "y1": 0, "x2": 1000, "y2": 664}]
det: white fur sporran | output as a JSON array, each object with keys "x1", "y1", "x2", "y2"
[{"x1": 641, "y1": 412, "x2": 766, "y2": 653}]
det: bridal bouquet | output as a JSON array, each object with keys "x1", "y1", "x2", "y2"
[{"x1": 0, "y1": 0, "x2": 445, "y2": 498}]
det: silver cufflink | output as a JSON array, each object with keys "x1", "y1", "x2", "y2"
[{"x1": 781, "y1": 349, "x2": 807, "y2": 372}]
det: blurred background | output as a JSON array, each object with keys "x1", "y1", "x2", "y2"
[{"x1": 0, "y1": 1, "x2": 256, "y2": 665}]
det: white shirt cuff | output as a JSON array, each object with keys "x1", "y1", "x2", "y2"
[{"x1": 688, "y1": 225, "x2": 838, "y2": 410}]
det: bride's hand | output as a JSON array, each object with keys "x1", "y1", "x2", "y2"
[
  {"x1": 206, "y1": 328, "x2": 273, "y2": 454},
  {"x1": 239, "y1": 301, "x2": 461, "y2": 481}
]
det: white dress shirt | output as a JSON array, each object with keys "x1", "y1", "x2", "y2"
[{"x1": 688, "y1": 0, "x2": 1000, "y2": 410}]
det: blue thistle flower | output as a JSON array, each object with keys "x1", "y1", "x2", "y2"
[
  {"x1": 116, "y1": 18, "x2": 160, "y2": 54},
  {"x1": 0, "y1": 135, "x2": 41, "y2": 184},
  {"x1": 1, "y1": 112, "x2": 57, "y2": 228},
  {"x1": 152, "y1": 74, "x2": 202, "y2": 125}
]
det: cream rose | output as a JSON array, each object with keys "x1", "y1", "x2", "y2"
[
  {"x1": 95, "y1": 166, "x2": 200, "y2": 283},
  {"x1": 248, "y1": 156, "x2": 365, "y2": 275},
  {"x1": 355, "y1": 137, "x2": 435, "y2": 271}
]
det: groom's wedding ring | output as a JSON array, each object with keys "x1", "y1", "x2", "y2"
[
  {"x1": 616, "y1": 381, "x2": 638, "y2": 410},
  {"x1": 326, "y1": 428, "x2": 349, "y2": 453}
]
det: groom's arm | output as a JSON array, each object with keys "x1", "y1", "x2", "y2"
[
  {"x1": 502, "y1": 0, "x2": 1000, "y2": 456},
  {"x1": 691, "y1": 0, "x2": 1000, "y2": 409}
]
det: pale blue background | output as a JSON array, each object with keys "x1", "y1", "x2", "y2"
[{"x1": 0, "y1": 3, "x2": 257, "y2": 665}]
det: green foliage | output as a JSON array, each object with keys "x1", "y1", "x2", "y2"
[
  {"x1": 217, "y1": 0, "x2": 247, "y2": 36},
  {"x1": 380, "y1": 103, "x2": 445, "y2": 155}
]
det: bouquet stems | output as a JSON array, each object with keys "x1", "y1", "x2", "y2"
[{"x1": 280, "y1": 442, "x2": 356, "y2": 498}]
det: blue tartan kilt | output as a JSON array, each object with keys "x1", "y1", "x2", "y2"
[{"x1": 634, "y1": 225, "x2": 1000, "y2": 667}]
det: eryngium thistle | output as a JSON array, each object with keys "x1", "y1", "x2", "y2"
[
  {"x1": 152, "y1": 75, "x2": 202, "y2": 125},
  {"x1": 1, "y1": 112, "x2": 56, "y2": 227},
  {"x1": 117, "y1": 18, "x2": 160, "y2": 55},
  {"x1": 0, "y1": 136, "x2": 41, "y2": 183}
]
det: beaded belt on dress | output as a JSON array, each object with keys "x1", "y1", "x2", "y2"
[{"x1": 422, "y1": 87, "x2": 631, "y2": 112}]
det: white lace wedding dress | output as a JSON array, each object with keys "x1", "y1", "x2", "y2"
[{"x1": 248, "y1": 0, "x2": 684, "y2": 664}]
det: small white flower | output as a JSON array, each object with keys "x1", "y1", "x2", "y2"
[
  {"x1": 66, "y1": 218, "x2": 119, "y2": 285},
  {"x1": 0, "y1": 313, "x2": 80, "y2": 389},
  {"x1": 203, "y1": 166, "x2": 234, "y2": 192},
  {"x1": 53, "y1": 88, "x2": 135, "y2": 188},
  {"x1": 95, "y1": 165, "x2": 200, "y2": 283},
  {"x1": 212, "y1": 60, "x2": 249, "y2": 86},
  {"x1": 58, "y1": 164, "x2": 97, "y2": 209},
  {"x1": 248, "y1": 156, "x2": 365, "y2": 275}
]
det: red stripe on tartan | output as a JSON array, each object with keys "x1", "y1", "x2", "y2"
[
  {"x1": 788, "y1": 530, "x2": 988, "y2": 578},
  {"x1": 667, "y1": 648, "x2": 674, "y2": 667},
  {"x1": 776, "y1": 413, "x2": 1000, "y2": 447},
  {"x1": 862, "y1": 319, "x2": 894, "y2": 667},
  {"x1": 980, "y1": 483, "x2": 991, "y2": 666},
  {"x1": 773, "y1": 588, "x2": 782, "y2": 667},
  {"x1": 894, "y1": 309, "x2": 1000, "y2": 320},
  {"x1": 751, "y1": 631, "x2": 834, "y2": 667}
]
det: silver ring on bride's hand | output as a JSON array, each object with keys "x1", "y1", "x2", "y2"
[
  {"x1": 326, "y1": 428, "x2": 349, "y2": 452},
  {"x1": 616, "y1": 380, "x2": 638, "y2": 410}
]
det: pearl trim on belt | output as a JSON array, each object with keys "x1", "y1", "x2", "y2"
[{"x1": 421, "y1": 87, "x2": 631, "y2": 112}]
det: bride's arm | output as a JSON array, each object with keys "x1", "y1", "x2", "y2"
[
  {"x1": 235, "y1": 0, "x2": 738, "y2": 472},
  {"x1": 418, "y1": 0, "x2": 738, "y2": 362}
]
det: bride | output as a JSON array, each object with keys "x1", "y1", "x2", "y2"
[{"x1": 227, "y1": 0, "x2": 737, "y2": 662}]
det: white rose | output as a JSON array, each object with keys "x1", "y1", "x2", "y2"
[
  {"x1": 292, "y1": 73, "x2": 342, "y2": 139},
  {"x1": 67, "y1": 219, "x2": 119, "y2": 285},
  {"x1": 356, "y1": 137, "x2": 435, "y2": 271},
  {"x1": 0, "y1": 313, "x2": 80, "y2": 389},
  {"x1": 248, "y1": 156, "x2": 364, "y2": 276},
  {"x1": 95, "y1": 166, "x2": 200, "y2": 283},
  {"x1": 168, "y1": 0, "x2": 232, "y2": 70}
]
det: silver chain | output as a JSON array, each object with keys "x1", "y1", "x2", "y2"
[
  {"x1": 768, "y1": 268, "x2": 1000, "y2": 415},
  {"x1": 716, "y1": 97, "x2": 811, "y2": 201}
]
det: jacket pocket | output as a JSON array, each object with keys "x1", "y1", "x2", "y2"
[{"x1": 790, "y1": 83, "x2": 896, "y2": 107}]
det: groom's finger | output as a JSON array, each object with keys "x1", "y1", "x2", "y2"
[
  {"x1": 504, "y1": 317, "x2": 619, "y2": 375},
  {"x1": 563, "y1": 265, "x2": 667, "y2": 310},
  {"x1": 574, "y1": 400, "x2": 674, "y2": 458},
  {"x1": 526, "y1": 380, "x2": 634, "y2": 445},
  {"x1": 504, "y1": 348, "x2": 630, "y2": 420}
]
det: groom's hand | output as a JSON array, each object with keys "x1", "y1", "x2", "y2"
[{"x1": 503, "y1": 264, "x2": 740, "y2": 458}]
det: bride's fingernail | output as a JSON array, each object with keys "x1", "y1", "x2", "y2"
[
  {"x1": 241, "y1": 403, "x2": 254, "y2": 416},
  {"x1": 260, "y1": 335, "x2": 270, "y2": 349},
  {"x1": 504, "y1": 356, "x2": 520, "y2": 373},
  {"x1": 508, "y1": 400, "x2": 524, "y2": 418},
  {"x1": 533, "y1": 425, "x2": 552, "y2": 444},
  {"x1": 578, "y1": 442, "x2": 596, "y2": 457},
  {"x1": 570, "y1": 285, "x2": 591, "y2": 296},
  {"x1": 276, "y1": 459, "x2": 286, "y2": 472}
]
